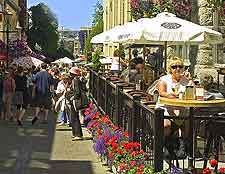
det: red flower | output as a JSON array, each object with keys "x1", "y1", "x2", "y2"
[
  {"x1": 97, "y1": 129, "x2": 102, "y2": 135},
  {"x1": 123, "y1": 131, "x2": 129, "y2": 137},
  {"x1": 209, "y1": 159, "x2": 218, "y2": 167},
  {"x1": 119, "y1": 162, "x2": 126, "y2": 170},
  {"x1": 129, "y1": 160, "x2": 136, "y2": 167},
  {"x1": 137, "y1": 164, "x2": 145, "y2": 172},
  {"x1": 203, "y1": 168, "x2": 212, "y2": 174},
  {"x1": 219, "y1": 168, "x2": 225, "y2": 173},
  {"x1": 117, "y1": 149, "x2": 123, "y2": 155},
  {"x1": 112, "y1": 142, "x2": 118, "y2": 150},
  {"x1": 108, "y1": 152, "x2": 114, "y2": 159}
]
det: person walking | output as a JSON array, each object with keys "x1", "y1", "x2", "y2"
[
  {"x1": 69, "y1": 67, "x2": 83, "y2": 140},
  {"x1": 31, "y1": 63, "x2": 54, "y2": 125},
  {"x1": 14, "y1": 66, "x2": 28, "y2": 126},
  {"x1": 3, "y1": 71, "x2": 15, "y2": 120}
]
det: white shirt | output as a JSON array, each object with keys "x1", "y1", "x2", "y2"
[
  {"x1": 156, "y1": 74, "x2": 189, "y2": 125},
  {"x1": 56, "y1": 81, "x2": 66, "y2": 94}
]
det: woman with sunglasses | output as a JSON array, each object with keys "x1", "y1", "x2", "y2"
[{"x1": 157, "y1": 56, "x2": 193, "y2": 138}]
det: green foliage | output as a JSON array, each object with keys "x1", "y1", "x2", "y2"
[
  {"x1": 27, "y1": 3, "x2": 59, "y2": 57},
  {"x1": 84, "y1": 1, "x2": 103, "y2": 58},
  {"x1": 113, "y1": 46, "x2": 125, "y2": 59},
  {"x1": 56, "y1": 46, "x2": 74, "y2": 59},
  {"x1": 143, "y1": 166, "x2": 155, "y2": 174},
  {"x1": 91, "y1": 49, "x2": 102, "y2": 71},
  {"x1": 207, "y1": 0, "x2": 225, "y2": 11},
  {"x1": 92, "y1": 0, "x2": 104, "y2": 26}
]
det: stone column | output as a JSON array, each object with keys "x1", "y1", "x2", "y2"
[{"x1": 194, "y1": 0, "x2": 217, "y2": 79}]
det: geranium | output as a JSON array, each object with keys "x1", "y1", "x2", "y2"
[
  {"x1": 203, "y1": 159, "x2": 224, "y2": 174},
  {"x1": 219, "y1": 167, "x2": 225, "y2": 174},
  {"x1": 203, "y1": 168, "x2": 212, "y2": 174},
  {"x1": 210, "y1": 159, "x2": 218, "y2": 167},
  {"x1": 85, "y1": 102, "x2": 161, "y2": 174}
]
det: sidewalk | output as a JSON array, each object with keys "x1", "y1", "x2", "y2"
[{"x1": 0, "y1": 109, "x2": 110, "y2": 174}]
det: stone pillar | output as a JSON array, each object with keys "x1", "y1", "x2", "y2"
[{"x1": 194, "y1": 0, "x2": 217, "y2": 79}]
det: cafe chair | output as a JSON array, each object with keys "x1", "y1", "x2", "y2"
[{"x1": 202, "y1": 113, "x2": 225, "y2": 170}]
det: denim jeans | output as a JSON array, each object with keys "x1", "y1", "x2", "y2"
[{"x1": 58, "y1": 111, "x2": 65, "y2": 123}]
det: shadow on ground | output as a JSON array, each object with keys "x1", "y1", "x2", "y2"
[{"x1": 0, "y1": 109, "x2": 99, "y2": 174}]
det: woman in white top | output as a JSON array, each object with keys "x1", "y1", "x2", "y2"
[{"x1": 157, "y1": 56, "x2": 193, "y2": 137}]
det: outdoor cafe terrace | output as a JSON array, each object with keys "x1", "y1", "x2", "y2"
[{"x1": 87, "y1": 68, "x2": 225, "y2": 173}]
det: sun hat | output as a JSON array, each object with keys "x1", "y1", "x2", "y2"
[{"x1": 69, "y1": 67, "x2": 81, "y2": 76}]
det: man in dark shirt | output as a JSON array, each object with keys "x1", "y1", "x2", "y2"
[
  {"x1": 14, "y1": 66, "x2": 28, "y2": 126},
  {"x1": 32, "y1": 63, "x2": 53, "y2": 125}
]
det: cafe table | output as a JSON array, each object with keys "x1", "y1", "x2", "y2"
[{"x1": 159, "y1": 97, "x2": 225, "y2": 171}]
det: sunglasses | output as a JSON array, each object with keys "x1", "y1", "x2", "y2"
[{"x1": 171, "y1": 65, "x2": 184, "y2": 69}]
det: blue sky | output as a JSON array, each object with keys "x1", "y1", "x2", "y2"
[{"x1": 28, "y1": 0, "x2": 100, "y2": 30}]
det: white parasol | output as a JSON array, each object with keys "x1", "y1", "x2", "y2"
[
  {"x1": 116, "y1": 12, "x2": 222, "y2": 45},
  {"x1": 10, "y1": 56, "x2": 44, "y2": 68},
  {"x1": 52, "y1": 57, "x2": 74, "y2": 64}
]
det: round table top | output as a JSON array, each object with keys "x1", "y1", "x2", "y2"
[{"x1": 159, "y1": 97, "x2": 225, "y2": 108}]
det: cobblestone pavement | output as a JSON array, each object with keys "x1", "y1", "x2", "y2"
[{"x1": 0, "y1": 109, "x2": 110, "y2": 174}]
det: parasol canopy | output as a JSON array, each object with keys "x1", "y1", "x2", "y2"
[
  {"x1": 10, "y1": 56, "x2": 44, "y2": 68},
  {"x1": 52, "y1": 57, "x2": 74, "y2": 64},
  {"x1": 92, "y1": 12, "x2": 223, "y2": 45},
  {"x1": 116, "y1": 12, "x2": 223, "y2": 45}
]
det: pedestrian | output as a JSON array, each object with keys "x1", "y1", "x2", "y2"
[
  {"x1": 3, "y1": 71, "x2": 15, "y2": 120},
  {"x1": 55, "y1": 73, "x2": 71, "y2": 125},
  {"x1": 14, "y1": 66, "x2": 28, "y2": 126},
  {"x1": 31, "y1": 63, "x2": 54, "y2": 125},
  {"x1": 69, "y1": 67, "x2": 83, "y2": 141}
]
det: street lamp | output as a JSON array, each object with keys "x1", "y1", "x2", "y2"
[{"x1": 5, "y1": 8, "x2": 12, "y2": 67}]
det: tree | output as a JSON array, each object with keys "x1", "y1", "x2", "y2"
[
  {"x1": 92, "y1": 1, "x2": 104, "y2": 25},
  {"x1": 56, "y1": 46, "x2": 74, "y2": 59},
  {"x1": 27, "y1": 3, "x2": 59, "y2": 57},
  {"x1": 84, "y1": 1, "x2": 104, "y2": 58}
]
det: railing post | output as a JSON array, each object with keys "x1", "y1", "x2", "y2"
[
  {"x1": 96, "y1": 74, "x2": 100, "y2": 105},
  {"x1": 154, "y1": 109, "x2": 164, "y2": 172},
  {"x1": 89, "y1": 70, "x2": 92, "y2": 96},
  {"x1": 115, "y1": 84, "x2": 123, "y2": 126},
  {"x1": 129, "y1": 94, "x2": 141, "y2": 142},
  {"x1": 105, "y1": 77, "x2": 110, "y2": 115}
]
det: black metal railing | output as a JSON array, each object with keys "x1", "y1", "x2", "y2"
[
  {"x1": 88, "y1": 69, "x2": 164, "y2": 171},
  {"x1": 88, "y1": 69, "x2": 225, "y2": 172}
]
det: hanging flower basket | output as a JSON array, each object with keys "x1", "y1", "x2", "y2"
[{"x1": 130, "y1": 0, "x2": 192, "y2": 20}]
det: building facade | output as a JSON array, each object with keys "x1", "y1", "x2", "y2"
[
  {"x1": 103, "y1": 0, "x2": 131, "y2": 57},
  {"x1": 58, "y1": 28, "x2": 81, "y2": 56},
  {"x1": 79, "y1": 26, "x2": 92, "y2": 54}
]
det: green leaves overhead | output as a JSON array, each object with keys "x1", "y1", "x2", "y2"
[{"x1": 27, "y1": 3, "x2": 59, "y2": 57}]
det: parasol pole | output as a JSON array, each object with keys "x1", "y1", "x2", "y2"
[
  {"x1": 118, "y1": 43, "x2": 121, "y2": 77},
  {"x1": 143, "y1": 44, "x2": 146, "y2": 64},
  {"x1": 128, "y1": 46, "x2": 132, "y2": 83},
  {"x1": 164, "y1": 41, "x2": 167, "y2": 71}
]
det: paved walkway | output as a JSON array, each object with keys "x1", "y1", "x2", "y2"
[{"x1": 0, "y1": 109, "x2": 110, "y2": 174}]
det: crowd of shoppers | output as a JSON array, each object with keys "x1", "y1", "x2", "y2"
[{"x1": 0, "y1": 63, "x2": 89, "y2": 141}]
